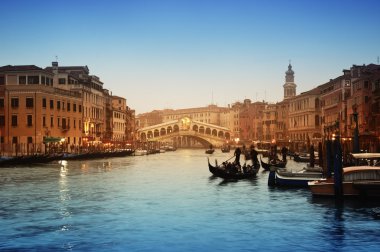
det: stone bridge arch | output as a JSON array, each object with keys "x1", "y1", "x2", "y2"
[{"x1": 137, "y1": 118, "x2": 231, "y2": 148}]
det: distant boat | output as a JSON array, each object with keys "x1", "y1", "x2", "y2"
[
  {"x1": 205, "y1": 149, "x2": 215, "y2": 154},
  {"x1": 221, "y1": 146, "x2": 230, "y2": 153},
  {"x1": 162, "y1": 146, "x2": 177, "y2": 151},
  {"x1": 257, "y1": 149, "x2": 269, "y2": 157},
  {"x1": 294, "y1": 152, "x2": 319, "y2": 163},
  {"x1": 134, "y1": 149, "x2": 148, "y2": 156},
  {"x1": 308, "y1": 166, "x2": 380, "y2": 197}
]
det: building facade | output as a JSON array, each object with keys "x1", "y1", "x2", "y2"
[
  {"x1": 288, "y1": 87, "x2": 321, "y2": 151},
  {"x1": 0, "y1": 62, "x2": 134, "y2": 155},
  {"x1": 0, "y1": 65, "x2": 82, "y2": 155}
]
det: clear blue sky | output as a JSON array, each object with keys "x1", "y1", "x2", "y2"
[{"x1": 1, "y1": 0, "x2": 380, "y2": 113}]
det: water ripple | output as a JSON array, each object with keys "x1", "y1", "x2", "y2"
[{"x1": 1, "y1": 150, "x2": 380, "y2": 251}]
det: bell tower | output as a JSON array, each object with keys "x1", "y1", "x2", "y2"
[{"x1": 283, "y1": 62, "x2": 297, "y2": 100}]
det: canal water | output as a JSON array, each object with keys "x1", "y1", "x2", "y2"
[{"x1": 1, "y1": 149, "x2": 380, "y2": 251}]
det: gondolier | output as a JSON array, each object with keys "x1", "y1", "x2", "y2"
[
  {"x1": 250, "y1": 145, "x2": 259, "y2": 166},
  {"x1": 234, "y1": 147, "x2": 242, "y2": 166}
]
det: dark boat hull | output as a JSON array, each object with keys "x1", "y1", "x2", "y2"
[
  {"x1": 269, "y1": 169, "x2": 324, "y2": 187},
  {"x1": 260, "y1": 157, "x2": 286, "y2": 171},
  {"x1": 62, "y1": 150, "x2": 134, "y2": 160},
  {"x1": 208, "y1": 159, "x2": 260, "y2": 179}
]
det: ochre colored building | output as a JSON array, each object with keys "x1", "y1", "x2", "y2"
[{"x1": 0, "y1": 65, "x2": 82, "y2": 155}]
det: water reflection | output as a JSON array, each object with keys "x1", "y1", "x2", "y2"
[
  {"x1": 1, "y1": 150, "x2": 380, "y2": 251},
  {"x1": 310, "y1": 196, "x2": 380, "y2": 249},
  {"x1": 59, "y1": 160, "x2": 71, "y2": 231}
]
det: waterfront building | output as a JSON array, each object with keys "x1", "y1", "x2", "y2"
[
  {"x1": 46, "y1": 62, "x2": 106, "y2": 145},
  {"x1": 103, "y1": 89, "x2": 113, "y2": 144},
  {"x1": 111, "y1": 96, "x2": 127, "y2": 143},
  {"x1": 320, "y1": 74, "x2": 352, "y2": 139},
  {"x1": 136, "y1": 110, "x2": 163, "y2": 129},
  {"x1": 125, "y1": 106, "x2": 136, "y2": 144},
  {"x1": 288, "y1": 87, "x2": 321, "y2": 152},
  {"x1": 239, "y1": 99, "x2": 266, "y2": 143},
  {"x1": 0, "y1": 62, "x2": 134, "y2": 156},
  {"x1": 229, "y1": 102, "x2": 242, "y2": 140},
  {"x1": 346, "y1": 64, "x2": 380, "y2": 152},
  {"x1": 161, "y1": 104, "x2": 228, "y2": 126},
  {"x1": 262, "y1": 103, "x2": 277, "y2": 143},
  {"x1": 275, "y1": 100, "x2": 289, "y2": 147},
  {"x1": 0, "y1": 65, "x2": 82, "y2": 155}
]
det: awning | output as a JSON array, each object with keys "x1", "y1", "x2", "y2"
[{"x1": 43, "y1": 136, "x2": 63, "y2": 143}]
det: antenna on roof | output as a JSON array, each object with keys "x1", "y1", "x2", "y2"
[
  {"x1": 377, "y1": 56, "x2": 379, "y2": 64},
  {"x1": 211, "y1": 90, "x2": 214, "y2": 105},
  {"x1": 264, "y1": 90, "x2": 266, "y2": 101}
]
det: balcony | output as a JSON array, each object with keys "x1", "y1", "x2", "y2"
[{"x1": 61, "y1": 126, "x2": 70, "y2": 132}]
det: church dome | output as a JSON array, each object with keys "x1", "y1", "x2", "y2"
[{"x1": 286, "y1": 64, "x2": 294, "y2": 75}]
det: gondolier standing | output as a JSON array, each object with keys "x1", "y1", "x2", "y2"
[
  {"x1": 234, "y1": 147, "x2": 242, "y2": 166},
  {"x1": 281, "y1": 146, "x2": 288, "y2": 162},
  {"x1": 250, "y1": 145, "x2": 259, "y2": 167}
]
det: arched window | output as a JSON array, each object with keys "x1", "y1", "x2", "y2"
[
  {"x1": 160, "y1": 128, "x2": 166, "y2": 136},
  {"x1": 199, "y1": 126, "x2": 205, "y2": 134},
  {"x1": 167, "y1": 126, "x2": 173, "y2": 134},
  {"x1": 154, "y1": 129, "x2": 159, "y2": 137},
  {"x1": 173, "y1": 125, "x2": 179, "y2": 132}
]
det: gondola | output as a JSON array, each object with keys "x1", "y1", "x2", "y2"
[
  {"x1": 0, "y1": 154, "x2": 64, "y2": 167},
  {"x1": 221, "y1": 147, "x2": 230, "y2": 153},
  {"x1": 293, "y1": 153, "x2": 319, "y2": 163},
  {"x1": 205, "y1": 149, "x2": 215, "y2": 154},
  {"x1": 260, "y1": 157, "x2": 286, "y2": 171},
  {"x1": 208, "y1": 158, "x2": 260, "y2": 179}
]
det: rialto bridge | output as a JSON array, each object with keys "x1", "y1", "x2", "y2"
[{"x1": 137, "y1": 117, "x2": 231, "y2": 148}]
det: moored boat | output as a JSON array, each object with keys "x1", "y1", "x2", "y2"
[
  {"x1": 221, "y1": 146, "x2": 230, "y2": 153},
  {"x1": 308, "y1": 166, "x2": 380, "y2": 197},
  {"x1": 294, "y1": 152, "x2": 319, "y2": 163},
  {"x1": 260, "y1": 157, "x2": 286, "y2": 171},
  {"x1": 349, "y1": 153, "x2": 380, "y2": 166},
  {"x1": 269, "y1": 168, "x2": 324, "y2": 187},
  {"x1": 205, "y1": 149, "x2": 215, "y2": 154},
  {"x1": 134, "y1": 149, "x2": 148, "y2": 156}
]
